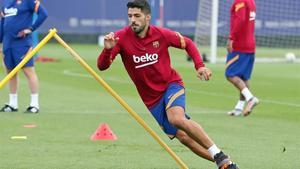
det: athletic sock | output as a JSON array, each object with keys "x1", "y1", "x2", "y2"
[
  {"x1": 235, "y1": 100, "x2": 245, "y2": 110},
  {"x1": 30, "y1": 93, "x2": 39, "y2": 108},
  {"x1": 9, "y1": 94, "x2": 18, "y2": 109},
  {"x1": 208, "y1": 144, "x2": 221, "y2": 158},
  {"x1": 241, "y1": 88, "x2": 254, "y2": 102}
]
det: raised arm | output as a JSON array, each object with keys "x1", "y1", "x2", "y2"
[{"x1": 97, "y1": 32, "x2": 120, "y2": 71}]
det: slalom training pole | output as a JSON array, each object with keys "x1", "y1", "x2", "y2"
[
  {"x1": 0, "y1": 29, "x2": 57, "y2": 89},
  {"x1": 53, "y1": 32, "x2": 189, "y2": 169}
]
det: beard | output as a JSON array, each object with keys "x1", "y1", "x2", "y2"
[{"x1": 131, "y1": 24, "x2": 146, "y2": 35}]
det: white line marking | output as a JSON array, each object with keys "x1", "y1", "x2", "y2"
[
  {"x1": 62, "y1": 70, "x2": 300, "y2": 108},
  {"x1": 62, "y1": 70, "x2": 132, "y2": 84},
  {"x1": 187, "y1": 89, "x2": 300, "y2": 108}
]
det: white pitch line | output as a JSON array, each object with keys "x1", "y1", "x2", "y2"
[
  {"x1": 62, "y1": 69, "x2": 132, "y2": 84},
  {"x1": 258, "y1": 99, "x2": 300, "y2": 108},
  {"x1": 62, "y1": 69, "x2": 300, "y2": 108},
  {"x1": 188, "y1": 89, "x2": 300, "y2": 108}
]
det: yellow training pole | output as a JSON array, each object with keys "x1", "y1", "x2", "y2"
[
  {"x1": 54, "y1": 33, "x2": 189, "y2": 169},
  {"x1": 0, "y1": 29, "x2": 57, "y2": 89}
]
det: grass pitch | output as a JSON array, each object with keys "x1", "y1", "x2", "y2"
[{"x1": 0, "y1": 44, "x2": 299, "y2": 169}]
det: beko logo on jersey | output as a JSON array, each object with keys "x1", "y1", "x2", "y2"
[
  {"x1": 249, "y1": 11, "x2": 256, "y2": 21},
  {"x1": 133, "y1": 53, "x2": 159, "y2": 68},
  {"x1": 133, "y1": 53, "x2": 158, "y2": 63},
  {"x1": 4, "y1": 8, "x2": 18, "y2": 17}
]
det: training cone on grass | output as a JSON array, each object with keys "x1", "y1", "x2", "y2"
[{"x1": 90, "y1": 123, "x2": 117, "y2": 141}]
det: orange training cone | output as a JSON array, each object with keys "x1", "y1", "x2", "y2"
[{"x1": 90, "y1": 123, "x2": 117, "y2": 141}]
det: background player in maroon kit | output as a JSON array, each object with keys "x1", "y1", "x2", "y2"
[
  {"x1": 226, "y1": 0, "x2": 259, "y2": 117},
  {"x1": 98, "y1": 0, "x2": 238, "y2": 168}
]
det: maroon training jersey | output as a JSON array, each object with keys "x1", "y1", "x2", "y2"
[
  {"x1": 229, "y1": 0, "x2": 256, "y2": 53},
  {"x1": 97, "y1": 26, "x2": 205, "y2": 108}
]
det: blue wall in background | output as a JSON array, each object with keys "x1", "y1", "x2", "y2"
[{"x1": 1, "y1": 0, "x2": 299, "y2": 35}]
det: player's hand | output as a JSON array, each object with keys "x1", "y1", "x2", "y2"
[
  {"x1": 227, "y1": 39, "x2": 233, "y2": 52},
  {"x1": 104, "y1": 32, "x2": 119, "y2": 49},
  {"x1": 197, "y1": 67, "x2": 212, "y2": 81},
  {"x1": 17, "y1": 28, "x2": 32, "y2": 38}
]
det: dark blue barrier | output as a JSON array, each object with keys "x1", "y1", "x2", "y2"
[{"x1": 1, "y1": 0, "x2": 299, "y2": 36}]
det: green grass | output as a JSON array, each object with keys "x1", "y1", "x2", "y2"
[
  {"x1": 198, "y1": 46, "x2": 300, "y2": 58},
  {"x1": 0, "y1": 44, "x2": 300, "y2": 169}
]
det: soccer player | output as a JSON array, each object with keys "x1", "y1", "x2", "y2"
[
  {"x1": 226, "y1": 0, "x2": 259, "y2": 116},
  {"x1": 0, "y1": 0, "x2": 48, "y2": 113},
  {"x1": 97, "y1": 0, "x2": 238, "y2": 168}
]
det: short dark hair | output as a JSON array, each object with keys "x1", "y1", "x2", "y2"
[{"x1": 127, "y1": 0, "x2": 151, "y2": 14}]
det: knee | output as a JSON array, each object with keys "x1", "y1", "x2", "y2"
[
  {"x1": 167, "y1": 107, "x2": 188, "y2": 129},
  {"x1": 169, "y1": 117, "x2": 187, "y2": 129}
]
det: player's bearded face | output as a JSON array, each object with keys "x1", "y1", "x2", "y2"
[{"x1": 128, "y1": 8, "x2": 150, "y2": 35}]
